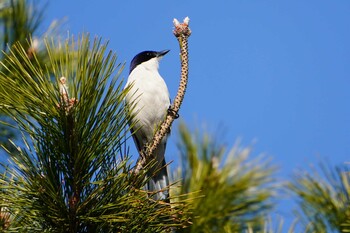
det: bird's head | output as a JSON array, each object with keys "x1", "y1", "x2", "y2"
[{"x1": 129, "y1": 50, "x2": 170, "y2": 74}]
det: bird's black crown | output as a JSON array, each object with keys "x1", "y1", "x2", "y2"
[{"x1": 129, "y1": 50, "x2": 169, "y2": 74}]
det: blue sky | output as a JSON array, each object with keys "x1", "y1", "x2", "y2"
[{"x1": 46, "y1": 0, "x2": 350, "y2": 224}]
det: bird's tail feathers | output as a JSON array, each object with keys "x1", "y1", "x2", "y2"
[{"x1": 145, "y1": 159, "x2": 170, "y2": 202}]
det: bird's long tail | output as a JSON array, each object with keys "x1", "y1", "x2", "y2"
[{"x1": 145, "y1": 158, "x2": 169, "y2": 202}]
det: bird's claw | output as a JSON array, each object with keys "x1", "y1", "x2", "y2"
[{"x1": 168, "y1": 107, "x2": 179, "y2": 119}]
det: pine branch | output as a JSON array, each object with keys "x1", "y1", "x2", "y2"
[
  {"x1": 0, "y1": 35, "x2": 192, "y2": 232},
  {"x1": 289, "y1": 163, "x2": 350, "y2": 232},
  {"x1": 173, "y1": 123, "x2": 277, "y2": 232},
  {"x1": 133, "y1": 17, "x2": 192, "y2": 175}
]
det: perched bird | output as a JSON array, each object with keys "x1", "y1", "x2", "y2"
[{"x1": 124, "y1": 50, "x2": 171, "y2": 201}]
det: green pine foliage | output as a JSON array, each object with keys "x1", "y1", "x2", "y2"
[
  {"x1": 172, "y1": 123, "x2": 277, "y2": 233},
  {"x1": 0, "y1": 0, "x2": 43, "y2": 55},
  {"x1": 0, "y1": 0, "x2": 63, "y2": 154},
  {"x1": 0, "y1": 36, "x2": 190, "y2": 232},
  {"x1": 0, "y1": 1, "x2": 349, "y2": 233},
  {"x1": 289, "y1": 163, "x2": 350, "y2": 233}
]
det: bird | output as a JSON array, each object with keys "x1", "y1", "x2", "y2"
[{"x1": 124, "y1": 50, "x2": 171, "y2": 201}]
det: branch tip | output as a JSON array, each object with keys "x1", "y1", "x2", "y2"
[
  {"x1": 60, "y1": 76, "x2": 67, "y2": 84},
  {"x1": 183, "y1": 17, "x2": 190, "y2": 25},
  {"x1": 58, "y1": 76, "x2": 78, "y2": 113},
  {"x1": 173, "y1": 18, "x2": 180, "y2": 26},
  {"x1": 173, "y1": 17, "x2": 191, "y2": 37}
]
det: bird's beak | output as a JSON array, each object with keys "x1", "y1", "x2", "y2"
[{"x1": 157, "y1": 49, "x2": 170, "y2": 57}]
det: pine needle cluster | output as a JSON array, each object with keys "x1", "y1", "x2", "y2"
[{"x1": 0, "y1": 36, "x2": 190, "y2": 232}]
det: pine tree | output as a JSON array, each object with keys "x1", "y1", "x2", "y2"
[
  {"x1": 2, "y1": 1, "x2": 349, "y2": 233},
  {"x1": 289, "y1": 162, "x2": 350, "y2": 232},
  {"x1": 172, "y1": 123, "x2": 277, "y2": 233},
  {"x1": 0, "y1": 0, "x2": 62, "y2": 156},
  {"x1": 0, "y1": 35, "x2": 190, "y2": 232}
]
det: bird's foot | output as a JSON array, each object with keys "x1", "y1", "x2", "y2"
[{"x1": 168, "y1": 107, "x2": 179, "y2": 119}]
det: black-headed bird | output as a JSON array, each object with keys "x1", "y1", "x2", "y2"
[{"x1": 124, "y1": 50, "x2": 170, "y2": 201}]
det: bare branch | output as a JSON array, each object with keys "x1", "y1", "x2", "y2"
[{"x1": 133, "y1": 17, "x2": 192, "y2": 175}]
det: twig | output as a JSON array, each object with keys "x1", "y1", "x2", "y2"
[
  {"x1": 133, "y1": 17, "x2": 192, "y2": 174},
  {"x1": 59, "y1": 76, "x2": 78, "y2": 113}
]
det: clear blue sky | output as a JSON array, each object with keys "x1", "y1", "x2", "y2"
[{"x1": 46, "y1": 0, "x2": 350, "y2": 224}]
